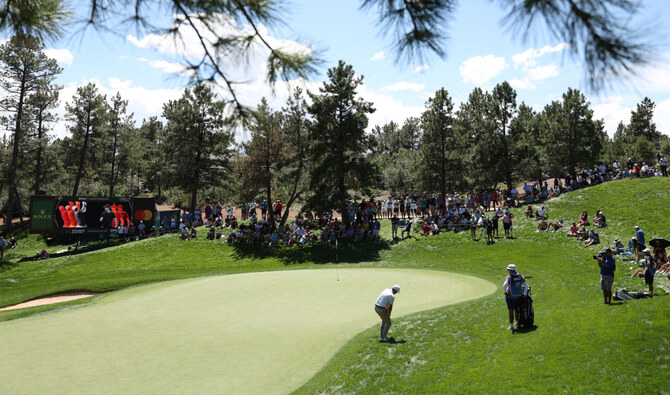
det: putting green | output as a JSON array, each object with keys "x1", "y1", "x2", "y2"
[{"x1": 0, "y1": 268, "x2": 495, "y2": 394}]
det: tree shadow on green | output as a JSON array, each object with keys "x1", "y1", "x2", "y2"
[{"x1": 230, "y1": 240, "x2": 392, "y2": 265}]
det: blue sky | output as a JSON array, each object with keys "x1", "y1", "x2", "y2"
[{"x1": 33, "y1": 0, "x2": 670, "y2": 140}]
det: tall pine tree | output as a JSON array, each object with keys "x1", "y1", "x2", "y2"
[{"x1": 306, "y1": 61, "x2": 375, "y2": 223}]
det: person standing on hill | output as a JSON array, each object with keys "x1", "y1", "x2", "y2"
[
  {"x1": 502, "y1": 209, "x2": 514, "y2": 239},
  {"x1": 634, "y1": 226, "x2": 645, "y2": 245},
  {"x1": 595, "y1": 248, "x2": 615, "y2": 304},
  {"x1": 374, "y1": 285, "x2": 400, "y2": 342},
  {"x1": 642, "y1": 248, "x2": 656, "y2": 294},
  {"x1": 503, "y1": 264, "x2": 527, "y2": 330}
]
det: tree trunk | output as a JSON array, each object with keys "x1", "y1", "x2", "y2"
[
  {"x1": 33, "y1": 110, "x2": 44, "y2": 195},
  {"x1": 73, "y1": 112, "x2": 92, "y2": 196},
  {"x1": 5, "y1": 75, "x2": 26, "y2": 232},
  {"x1": 339, "y1": 175, "x2": 347, "y2": 225},
  {"x1": 109, "y1": 130, "x2": 118, "y2": 197}
]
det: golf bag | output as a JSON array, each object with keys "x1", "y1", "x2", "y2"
[{"x1": 516, "y1": 286, "x2": 534, "y2": 328}]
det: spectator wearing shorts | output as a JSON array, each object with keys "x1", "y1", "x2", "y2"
[
  {"x1": 596, "y1": 248, "x2": 615, "y2": 304},
  {"x1": 503, "y1": 264, "x2": 528, "y2": 330}
]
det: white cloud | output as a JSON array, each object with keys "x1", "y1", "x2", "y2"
[
  {"x1": 633, "y1": 55, "x2": 670, "y2": 93},
  {"x1": 412, "y1": 64, "x2": 429, "y2": 74},
  {"x1": 509, "y1": 78, "x2": 536, "y2": 90},
  {"x1": 655, "y1": 99, "x2": 670, "y2": 135},
  {"x1": 591, "y1": 96, "x2": 631, "y2": 136},
  {"x1": 125, "y1": 13, "x2": 314, "y2": 107},
  {"x1": 53, "y1": 79, "x2": 184, "y2": 139},
  {"x1": 370, "y1": 51, "x2": 385, "y2": 61},
  {"x1": 526, "y1": 64, "x2": 560, "y2": 81},
  {"x1": 136, "y1": 57, "x2": 149, "y2": 62},
  {"x1": 149, "y1": 60, "x2": 189, "y2": 76},
  {"x1": 459, "y1": 55, "x2": 508, "y2": 86},
  {"x1": 44, "y1": 48, "x2": 74, "y2": 66},
  {"x1": 381, "y1": 82, "x2": 425, "y2": 92},
  {"x1": 512, "y1": 43, "x2": 569, "y2": 69},
  {"x1": 359, "y1": 83, "x2": 424, "y2": 129}
]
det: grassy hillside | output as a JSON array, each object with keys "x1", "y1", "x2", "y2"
[{"x1": 1, "y1": 177, "x2": 669, "y2": 392}]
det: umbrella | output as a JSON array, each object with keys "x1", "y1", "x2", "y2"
[{"x1": 649, "y1": 237, "x2": 670, "y2": 249}]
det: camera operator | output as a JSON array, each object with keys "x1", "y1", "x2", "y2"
[{"x1": 595, "y1": 248, "x2": 616, "y2": 304}]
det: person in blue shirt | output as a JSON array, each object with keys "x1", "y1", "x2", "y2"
[
  {"x1": 595, "y1": 248, "x2": 616, "y2": 304},
  {"x1": 635, "y1": 225, "x2": 645, "y2": 245}
]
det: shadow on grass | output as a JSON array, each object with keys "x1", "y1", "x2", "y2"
[
  {"x1": 230, "y1": 240, "x2": 392, "y2": 265},
  {"x1": 386, "y1": 337, "x2": 406, "y2": 344},
  {"x1": 514, "y1": 325, "x2": 538, "y2": 334},
  {"x1": 0, "y1": 260, "x2": 18, "y2": 272}
]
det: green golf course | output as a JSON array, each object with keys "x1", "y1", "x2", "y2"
[
  {"x1": 0, "y1": 178, "x2": 668, "y2": 393},
  {"x1": 0, "y1": 268, "x2": 494, "y2": 394}
]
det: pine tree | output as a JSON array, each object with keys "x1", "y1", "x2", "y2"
[
  {"x1": 306, "y1": 61, "x2": 376, "y2": 223},
  {"x1": 65, "y1": 83, "x2": 107, "y2": 196},
  {"x1": 419, "y1": 88, "x2": 462, "y2": 201},
  {"x1": 162, "y1": 83, "x2": 232, "y2": 214},
  {"x1": 541, "y1": 88, "x2": 606, "y2": 179},
  {"x1": 0, "y1": 34, "x2": 61, "y2": 229},
  {"x1": 626, "y1": 97, "x2": 661, "y2": 147}
]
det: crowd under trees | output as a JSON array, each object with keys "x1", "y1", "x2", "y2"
[
  {"x1": 1, "y1": 34, "x2": 668, "y2": 231},
  {"x1": 0, "y1": 1, "x2": 668, "y2": 230}
]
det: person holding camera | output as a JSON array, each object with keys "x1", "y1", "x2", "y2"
[{"x1": 595, "y1": 248, "x2": 616, "y2": 304}]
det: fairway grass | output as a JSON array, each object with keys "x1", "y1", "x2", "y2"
[{"x1": 0, "y1": 268, "x2": 494, "y2": 394}]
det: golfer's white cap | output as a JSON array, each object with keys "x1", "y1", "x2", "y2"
[
  {"x1": 632, "y1": 236, "x2": 637, "y2": 240},
  {"x1": 634, "y1": 226, "x2": 639, "y2": 230},
  {"x1": 506, "y1": 264, "x2": 516, "y2": 271},
  {"x1": 392, "y1": 285, "x2": 400, "y2": 293},
  {"x1": 643, "y1": 248, "x2": 651, "y2": 254}
]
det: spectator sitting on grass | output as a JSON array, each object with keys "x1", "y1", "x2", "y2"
[
  {"x1": 535, "y1": 206, "x2": 548, "y2": 220},
  {"x1": 577, "y1": 225, "x2": 588, "y2": 240},
  {"x1": 207, "y1": 226, "x2": 215, "y2": 240},
  {"x1": 525, "y1": 205, "x2": 533, "y2": 218},
  {"x1": 613, "y1": 239, "x2": 626, "y2": 254},
  {"x1": 35, "y1": 249, "x2": 49, "y2": 260},
  {"x1": 421, "y1": 221, "x2": 431, "y2": 236},
  {"x1": 566, "y1": 222, "x2": 579, "y2": 236},
  {"x1": 549, "y1": 219, "x2": 564, "y2": 231},
  {"x1": 179, "y1": 226, "x2": 189, "y2": 240},
  {"x1": 579, "y1": 210, "x2": 589, "y2": 226},
  {"x1": 584, "y1": 229, "x2": 600, "y2": 246},
  {"x1": 593, "y1": 210, "x2": 607, "y2": 228},
  {"x1": 8, "y1": 236, "x2": 17, "y2": 250},
  {"x1": 535, "y1": 218, "x2": 549, "y2": 232}
]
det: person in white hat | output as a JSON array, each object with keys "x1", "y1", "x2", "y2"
[
  {"x1": 503, "y1": 264, "x2": 527, "y2": 330},
  {"x1": 374, "y1": 285, "x2": 400, "y2": 342}
]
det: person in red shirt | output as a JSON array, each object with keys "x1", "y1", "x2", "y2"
[
  {"x1": 421, "y1": 222, "x2": 431, "y2": 236},
  {"x1": 631, "y1": 163, "x2": 641, "y2": 177},
  {"x1": 274, "y1": 200, "x2": 283, "y2": 220}
]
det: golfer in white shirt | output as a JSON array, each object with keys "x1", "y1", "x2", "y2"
[{"x1": 374, "y1": 285, "x2": 400, "y2": 342}]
